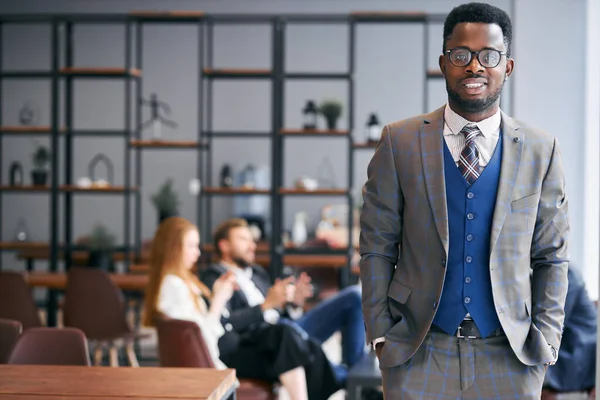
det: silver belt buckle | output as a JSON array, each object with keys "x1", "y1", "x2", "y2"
[{"x1": 456, "y1": 325, "x2": 476, "y2": 339}]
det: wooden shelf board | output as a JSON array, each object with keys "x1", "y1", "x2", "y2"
[
  {"x1": 282, "y1": 254, "x2": 350, "y2": 268},
  {"x1": 59, "y1": 67, "x2": 142, "y2": 77},
  {"x1": 130, "y1": 140, "x2": 207, "y2": 148},
  {"x1": 203, "y1": 187, "x2": 270, "y2": 195},
  {"x1": 280, "y1": 129, "x2": 349, "y2": 136},
  {"x1": 60, "y1": 185, "x2": 138, "y2": 192},
  {"x1": 0, "y1": 185, "x2": 50, "y2": 192},
  {"x1": 350, "y1": 11, "x2": 427, "y2": 21},
  {"x1": 0, "y1": 126, "x2": 51, "y2": 133},
  {"x1": 0, "y1": 241, "x2": 48, "y2": 250},
  {"x1": 279, "y1": 188, "x2": 349, "y2": 196},
  {"x1": 203, "y1": 68, "x2": 272, "y2": 76},
  {"x1": 353, "y1": 142, "x2": 377, "y2": 149},
  {"x1": 427, "y1": 69, "x2": 443, "y2": 78},
  {"x1": 129, "y1": 10, "x2": 204, "y2": 17}
]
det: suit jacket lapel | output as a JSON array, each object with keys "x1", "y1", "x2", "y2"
[
  {"x1": 420, "y1": 106, "x2": 449, "y2": 255},
  {"x1": 489, "y1": 112, "x2": 523, "y2": 254}
]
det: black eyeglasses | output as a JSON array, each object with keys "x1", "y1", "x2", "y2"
[{"x1": 445, "y1": 47, "x2": 507, "y2": 68}]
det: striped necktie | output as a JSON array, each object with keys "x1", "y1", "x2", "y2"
[{"x1": 458, "y1": 124, "x2": 481, "y2": 185}]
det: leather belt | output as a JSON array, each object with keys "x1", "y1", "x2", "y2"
[{"x1": 430, "y1": 319, "x2": 504, "y2": 339}]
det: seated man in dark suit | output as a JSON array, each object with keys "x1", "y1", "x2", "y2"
[
  {"x1": 201, "y1": 217, "x2": 368, "y2": 386},
  {"x1": 542, "y1": 266, "x2": 597, "y2": 399}
]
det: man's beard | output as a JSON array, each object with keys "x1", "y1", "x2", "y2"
[
  {"x1": 446, "y1": 79, "x2": 504, "y2": 114},
  {"x1": 232, "y1": 255, "x2": 251, "y2": 268}
]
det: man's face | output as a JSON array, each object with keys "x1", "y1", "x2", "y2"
[
  {"x1": 223, "y1": 226, "x2": 256, "y2": 267},
  {"x1": 439, "y1": 22, "x2": 514, "y2": 116}
]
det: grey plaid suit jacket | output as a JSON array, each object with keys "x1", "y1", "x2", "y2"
[{"x1": 359, "y1": 105, "x2": 569, "y2": 369}]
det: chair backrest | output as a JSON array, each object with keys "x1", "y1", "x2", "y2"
[
  {"x1": 8, "y1": 327, "x2": 91, "y2": 366},
  {"x1": 154, "y1": 316, "x2": 215, "y2": 368},
  {"x1": 0, "y1": 271, "x2": 42, "y2": 329},
  {"x1": 63, "y1": 267, "x2": 130, "y2": 341},
  {"x1": 0, "y1": 318, "x2": 22, "y2": 363}
]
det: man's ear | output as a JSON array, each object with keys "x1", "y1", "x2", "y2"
[
  {"x1": 439, "y1": 54, "x2": 446, "y2": 78},
  {"x1": 505, "y1": 57, "x2": 514, "y2": 79}
]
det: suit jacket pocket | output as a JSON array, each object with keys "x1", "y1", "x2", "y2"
[
  {"x1": 511, "y1": 192, "x2": 541, "y2": 212},
  {"x1": 387, "y1": 280, "x2": 412, "y2": 304}
]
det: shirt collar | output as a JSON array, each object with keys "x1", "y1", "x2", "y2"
[{"x1": 443, "y1": 103, "x2": 501, "y2": 139}]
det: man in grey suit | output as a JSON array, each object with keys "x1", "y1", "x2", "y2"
[{"x1": 359, "y1": 2, "x2": 569, "y2": 399}]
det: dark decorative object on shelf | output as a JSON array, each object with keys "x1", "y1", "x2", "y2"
[
  {"x1": 319, "y1": 99, "x2": 343, "y2": 130},
  {"x1": 220, "y1": 164, "x2": 233, "y2": 187},
  {"x1": 366, "y1": 113, "x2": 381, "y2": 143},
  {"x1": 240, "y1": 164, "x2": 257, "y2": 188},
  {"x1": 31, "y1": 144, "x2": 51, "y2": 185},
  {"x1": 86, "y1": 223, "x2": 117, "y2": 272},
  {"x1": 19, "y1": 100, "x2": 40, "y2": 126},
  {"x1": 13, "y1": 218, "x2": 30, "y2": 242},
  {"x1": 88, "y1": 153, "x2": 114, "y2": 185},
  {"x1": 316, "y1": 156, "x2": 337, "y2": 188},
  {"x1": 140, "y1": 93, "x2": 178, "y2": 139},
  {"x1": 9, "y1": 161, "x2": 24, "y2": 186},
  {"x1": 302, "y1": 100, "x2": 318, "y2": 130},
  {"x1": 242, "y1": 215, "x2": 266, "y2": 241},
  {"x1": 151, "y1": 178, "x2": 180, "y2": 224}
]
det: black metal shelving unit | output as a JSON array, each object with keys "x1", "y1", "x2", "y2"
[{"x1": 0, "y1": 8, "x2": 516, "y2": 308}]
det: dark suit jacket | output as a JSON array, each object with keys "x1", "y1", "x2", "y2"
[
  {"x1": 201, "y1": 263, "x2": 273, "y2": 335},
  {"x1": 544, "y1": 267, "x2": 597, "y2": 391}
]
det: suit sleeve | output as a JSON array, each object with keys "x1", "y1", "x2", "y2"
[
  {"x1": 359, "y1": 125, "x2": 403, "y2": 344},
  {"x1": 201, "y1": 269, "x2": 265, "y2": 332},
  {"x1": 530, "y1": 137, "x2": 569, "y2": 351}
]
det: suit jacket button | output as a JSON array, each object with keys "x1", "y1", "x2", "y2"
[
  {"x1": 433, "y1": 301, "x2": 437, "y2": 309},
  {"x1": 441, "y1": 258, "x2": 446, "y2": 267}
]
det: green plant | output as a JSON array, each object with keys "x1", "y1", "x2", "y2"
[
  {"x1": 151, "y1": 178, "x2": 180, "y2": 214},
  {"x1": 32, "y1": 145, "x2": 51, "y2": 170},
  {"x1": 318, "y1": 99, "x2": 343, "y2": 120},
  {"x1": 88, "y1": 223, "x2": 116, "y2": 251}
]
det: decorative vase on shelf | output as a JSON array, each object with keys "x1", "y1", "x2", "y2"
[
  {"x1": 365, "y1": 113, "x2": 381, "y2": 143},
  {"x1": 9, "y1": 162, "x2": 24, "y2": 186},
  {"x1": 302, "y1": 100, "x2": 318, "y2": 130},
  {"x1": 292, "y1": 211, "x2": 308, "y2": 247},
  {"x1": 220, "y1": 164, "x2": 233, "y2": 188}
]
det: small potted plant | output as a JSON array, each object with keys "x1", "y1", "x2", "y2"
[
  {"x1": 31, "y1": 144, "x2": 51, "y2": 185},
  {"x1": 151, "y1": 178, "x2": 180, "y2": 224},
  {"x1": 86, "y1": 223, "x2": 117, "y2": 272},
  {"x1": 319, "y1": 99, "x2": 343, "y2": 130}
]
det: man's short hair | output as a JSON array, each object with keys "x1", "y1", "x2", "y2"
[
  {"x1": 443, "y1": 2, "x2": 513, "y2": 57},
  {"x1": 212, "y1": 218, "x2": 248, "y2": 258}
]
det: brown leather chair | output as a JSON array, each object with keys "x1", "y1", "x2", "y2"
[
  {"x1": 7, "y1": 327, "x2": 91, "y2": 365},
  {"x1": 0, "y1": 271, "x2": 43, "y2": 329},
  {"x1": 155, "y1": 316, "x2": 277, "y2": 400},
  {"x1": 63, "y1": 267, "x2": 148, "y2": 367},
  {"x1": 0, "y1": 318, "x2": 22, "y2": 363}
]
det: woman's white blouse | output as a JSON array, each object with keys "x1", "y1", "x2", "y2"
[{"x1": 157, "y1": 274, "x2": 227, "y2": 370}]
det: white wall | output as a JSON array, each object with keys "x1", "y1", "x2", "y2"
[{"x1": 0, "y1": 0, "x2": 591, "y2": 283}]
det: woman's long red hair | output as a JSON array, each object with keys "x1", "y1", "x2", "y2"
[{"x1": 142, "y1": 216, "x2": 212, "y2": 327}]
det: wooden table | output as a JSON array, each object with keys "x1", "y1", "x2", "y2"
[
  {"x1": 0, "y1": 365, "x2": 237, "y2": 399},
  {"x1": 24, "y1": 271, "x2": 148, "y2": 292}
]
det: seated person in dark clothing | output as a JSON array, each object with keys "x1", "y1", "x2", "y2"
[
  {"x1": 144, "y1": 216, "x2": 339, "y2": 400},
  {"x1": 542, "y1": 266, "x2": 596, "y2": 399},
  {"x1": 201, "y1": 218, "x2": 368, "y2": 386}
]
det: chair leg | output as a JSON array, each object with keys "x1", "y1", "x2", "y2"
[
  {"x1": 93, "y1": 342, "x2": 104, "y2": 366},
  {"x1": 125, "y1": 341, "x2": 140, "y2": 368},
  {"x1": 109, "y1": 343, "x2": 119, "y2": 367}
]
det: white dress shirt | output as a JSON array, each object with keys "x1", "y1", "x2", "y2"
[
  {"x1": 228, "y1": 265, "x2": 303, "y2": 324},
  {"x1": 157, "y1": 274, "x2": 228, "y2": 370},
  {"x1": 442, "y1": 103, "x2": 502, "y2": 168}
]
